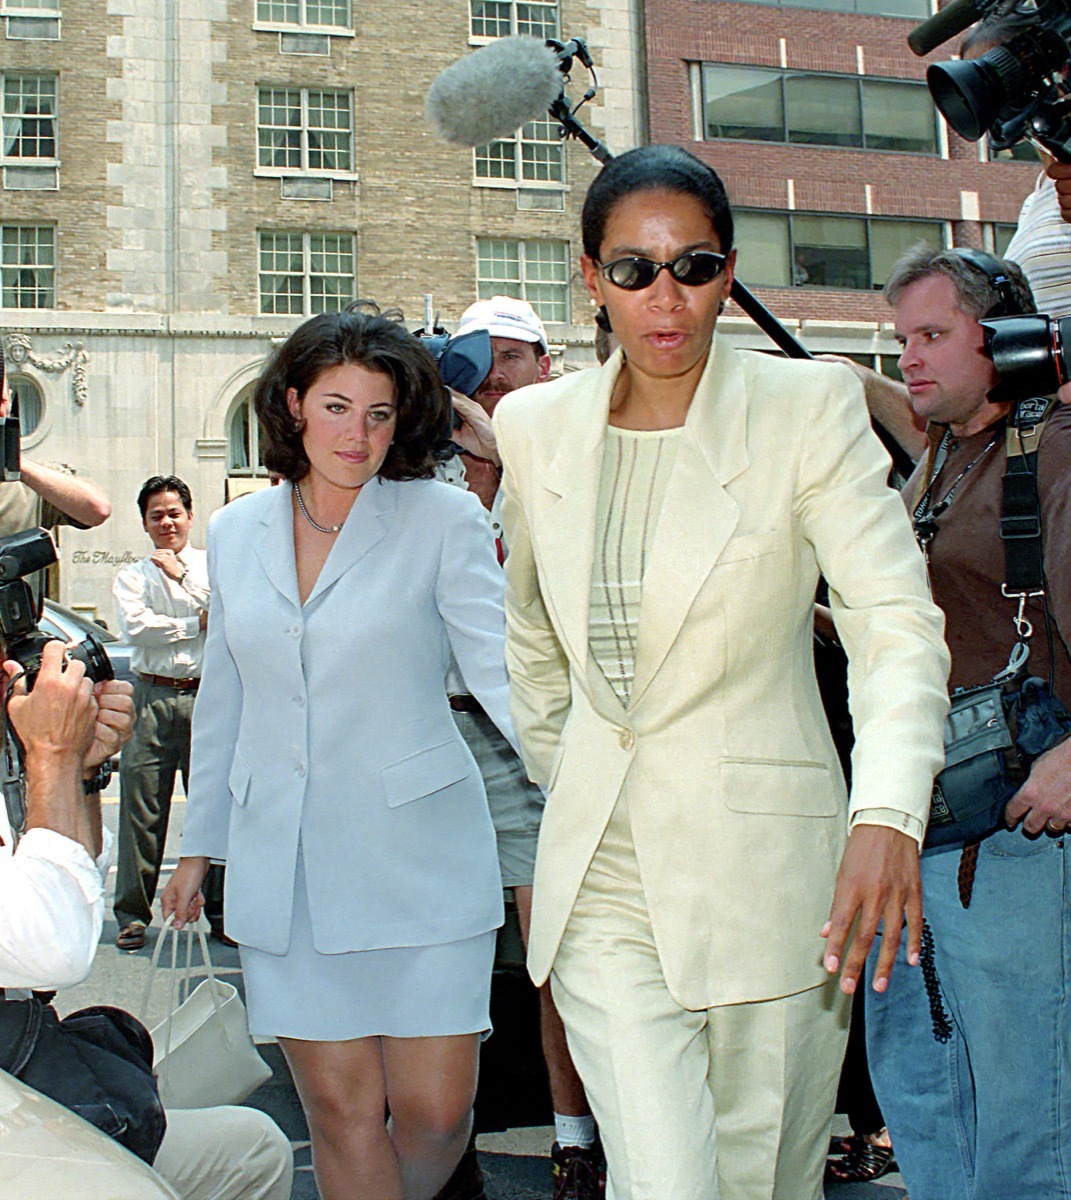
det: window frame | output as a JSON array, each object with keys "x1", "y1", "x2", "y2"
[
  {"x1": 1, "y1": 224, "x2": 55, "y2": 309},
  {"x1": 255, "y1": 84, "x2": 355, "y2": 179},
  {"x1": 473, "y1": 118, "x2": 566, "y2": 190},
  {"x1": 732, "y1": 209, "x2": 948, "y2": 291},
  {"x1": 698, "y1": 62, "x2": 938, "y2": 156},
  {"x1": 257, "y1": 229, "x2": 357, "y2": 317},
  {"x1": 252, "y1": 0, "x2": 353, "y2": 34},
  {"x1": 475, "y1": 236, "x2": 570, "y2": 325},
  {"x1": 711, "y1": 0, "x2": 929, "y2": 17},
  {"x1": 468, "y1": 0, "x2": 559, "y2": 43},
  {"x1": 1, "y1": 72, "x2": 58, "y2": 165},
  {"x1": 227, "y1": 394, "x2": 271, "y2": 478}
]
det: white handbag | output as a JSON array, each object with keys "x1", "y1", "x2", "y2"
[{"x1": 140, "y1": 916, "x2": 271, "y2": 1110}]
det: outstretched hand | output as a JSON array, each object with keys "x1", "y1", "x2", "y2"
[{"x1": 822, "y1": 824, "x2": 922, "y2": 995}]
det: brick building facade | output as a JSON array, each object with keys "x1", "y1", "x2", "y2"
[{"x1": 642, "y1": 0, "x2": 1042, "y2": 352}]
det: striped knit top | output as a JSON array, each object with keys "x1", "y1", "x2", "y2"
[
  {"x1": 589, "y1": 425, "x2": 683, "y2": 708},
  {"x1": 1006, "y1": 174, "x2": 1071, "y2": 320}
]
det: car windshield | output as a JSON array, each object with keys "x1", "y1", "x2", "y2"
[{"x1": 41, "y1": 601, "x2": 118, "y2": 645}]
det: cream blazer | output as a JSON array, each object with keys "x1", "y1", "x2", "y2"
[{"x1": 494, "y1": 335, "x2": 950, "y2": 1009}]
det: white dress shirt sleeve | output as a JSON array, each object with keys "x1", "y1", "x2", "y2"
[
  {"x1": 0, "y1": 827, "x2": 105, "y2": 990},
  {"x1": 114, "y1": 563, "x2": 201, "y2": 645}
]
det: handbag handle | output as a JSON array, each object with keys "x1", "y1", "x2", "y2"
[{"x1": 139, "y1": 915, "x2": 231, "y2": 1075}]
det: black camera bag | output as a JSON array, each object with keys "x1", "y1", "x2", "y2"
[
  {"x1": 924, "y1": 400, "x2": 1071, "y2": 847},
  {"x1": 927, "y1": 673, "x2": 1071, "y2": 847},
  {"x1": 0, "y1": 997, "x2": 166, "y2": 1164}
]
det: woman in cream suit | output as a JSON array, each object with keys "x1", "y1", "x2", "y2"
[
  {"x1": 162, "y1": 307, "x2": 512, "y2": 1200},
  {"x1": 492, "y1": 146, "x2": 951, "y2": 1200}
]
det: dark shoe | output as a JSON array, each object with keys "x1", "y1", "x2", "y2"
[
  {"x1": 552, "y1": 1141, "x2": 604, "y2": 1200},
  {"x1": 209, "y1": 925, "x2": 239, "y2": 948},
  {"x1": 115, "y1": 922, "x2": 147, "y2": 951},
  {"x1": 434, "y1": 1143, "x2": 487, "y2": 1200},
  {"x1": 825, "y1": 1137, "x2": 897, "y2": 1183}
]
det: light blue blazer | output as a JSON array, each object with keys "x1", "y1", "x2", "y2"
[{"x1": 180, "y1": 477, "x2": 509, "y2": 956}]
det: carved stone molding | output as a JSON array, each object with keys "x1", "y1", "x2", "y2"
[{"x1": 2, "y1": 334, "x2": 89, "y2": 406}]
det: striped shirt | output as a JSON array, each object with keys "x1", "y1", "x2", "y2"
[
  {"x1": 589, "y1": 426, "x2": 682, "y2": 708},
  {"x1": 1005, "y1": 174, "x2": 1071, "y2": 319}
]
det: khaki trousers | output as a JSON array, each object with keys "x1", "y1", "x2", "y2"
[
  {"x1": 550, "y1": 796, "x2": 849, "y2": 1200},
  {"x1": 153, "y1": 1106, "x2": 293, "y2": 1200}
]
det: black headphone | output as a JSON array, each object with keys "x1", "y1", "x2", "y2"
[{"x1": 948, "y1": 247, "x2": 1019, "y2": 318}]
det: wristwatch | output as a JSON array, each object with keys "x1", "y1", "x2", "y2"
[{"x1": 83, "y1": 760, "x2": 113, "y2": 796}]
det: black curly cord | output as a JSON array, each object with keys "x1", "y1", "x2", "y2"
[{"x1": 919, "y1": 920, "x2": 953, "y2": 1044}]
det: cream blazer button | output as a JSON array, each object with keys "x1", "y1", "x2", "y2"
[{"x1": 617, "y1": 728, "x2": 636, "y2": 751}]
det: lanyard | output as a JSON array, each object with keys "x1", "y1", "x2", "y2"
[{"x1": 912, "y1": 427, "x2": 1000, "y2": 565}]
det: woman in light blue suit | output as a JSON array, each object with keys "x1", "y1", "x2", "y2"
[{"x1": 162, "y1": 307, "x2": 513, "y2": 1200}]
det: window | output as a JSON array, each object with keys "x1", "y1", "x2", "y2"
[
  {"x1": 475, "y1": 118, "x2": 564, "y2": 186},
  {"x1": 228, "y1": 396, "x2": 269, "y2": 476},
  {"x1": 476, "y1": 238, "x2": 569, "y2": 323},
  {"x1": 257, "y1": 87, "x2": 352, "y2": 173},
  {"x1": 729, "y1": 0, "x2": 928, "y2": 16},
  {"x1": 1, "y1": 226, "x2": 54, "y2": 308},
  {"x1": 699, "y1": 64, "x2": 937, "y2": 155},
  {"x1": 990, "y1": 140, "x2": 1039, "y2": 163},
  {"x1": 734, "y1": 211, "x2": 944, "y2": 290},
  {"x1": 258, "y1": 231, "x2": 355, "y2": 315},
  {"x1": 8, "y1": 375, "x2": 41, "y2": 436},
  {"x1": 993, "y1": 223, "x2": 1017, "y2": 256},
  {"x1": 470, "y1": 0, "x2": 558, "y2": 40},
  {"x1": 2, "y1": 75, "x2": 56, "y2": 161},
  {"x1": 255, "y1": 0, "x2": 350, "y2": 27}
]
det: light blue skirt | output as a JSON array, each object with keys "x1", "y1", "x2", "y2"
[{"x1": 240, "y1": 849, "x2": 495, "y2": 1041}]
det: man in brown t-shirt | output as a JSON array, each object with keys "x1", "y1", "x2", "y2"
[{"x1": 864, "y1": 246, "x2": 1071, "y2": 1200}]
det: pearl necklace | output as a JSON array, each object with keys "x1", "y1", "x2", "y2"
[{"x1": 293, "y1": 480, "x2": 345, "y2": 534}]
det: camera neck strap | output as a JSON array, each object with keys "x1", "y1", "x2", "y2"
[{"x1": 1001, "y1": 397, "x2": 1054, "y2": 600}]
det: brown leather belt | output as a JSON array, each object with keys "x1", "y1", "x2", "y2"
[
  {"x1": 449, "y1": 694, "x2": 485, "y2": 716},
  {"x1": 138, "y1": 672, "x2": 200, "y2": 691}
]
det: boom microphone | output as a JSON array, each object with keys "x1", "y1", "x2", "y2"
[
  {"x1": 907, "y1": 0, "x2": 989, "y2": 57},
  {"x1": 426, "y1": 36, "x2": 564, "y2": 146}
]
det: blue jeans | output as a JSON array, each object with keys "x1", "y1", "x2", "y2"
[{"x1": 866, "y1": 828, "x2": 1071, "y2": 1200}]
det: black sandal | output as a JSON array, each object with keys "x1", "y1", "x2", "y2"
[{"x1": 825, "y1": 1140, "x2": 897, "y2": 1183}]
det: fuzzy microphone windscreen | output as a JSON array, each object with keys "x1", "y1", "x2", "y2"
[{"x1": 425, "y1": 36, "x2": 563, "y2": 147}]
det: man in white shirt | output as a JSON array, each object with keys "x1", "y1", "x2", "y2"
[
  {"x1": 113, "y1": 476, "x2": 209, "y2": 951},
  {"x1": 0, "y1": 640, "x2": 293, "y2": 1200}
]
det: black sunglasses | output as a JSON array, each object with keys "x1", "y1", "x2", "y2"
[{"x1": 597, "y1": 250, "x2": 728, "y2": 291}]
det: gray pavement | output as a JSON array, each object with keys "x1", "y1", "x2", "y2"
[{"x1": 61, "y1": 787, "x2": 907, "y2": 1199}]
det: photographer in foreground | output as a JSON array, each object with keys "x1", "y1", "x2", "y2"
[{"x1": 0, "y1": 639, "x2": 292, "y2": 1200}]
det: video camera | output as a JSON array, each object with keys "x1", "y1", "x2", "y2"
[
  {"x1": 909, "y1": 0, "x2": 1071, "y2": 158},
  {"x1": 0, "y1": 528, "x2": 112, "y2": 691},
  {"x1": 982, "y1": 313, "x2": 1071, "y2": 401}
]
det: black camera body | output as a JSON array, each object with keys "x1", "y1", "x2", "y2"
[
  {"x1": 912, "y1": 0, "x2": 1071, "y2": 158},
  {"x1": 981, "y1": 313, "x2": 1071, "y2": 404},
  {"x1": 0, "y1": 528, "x2": 112, "y2": 690}
]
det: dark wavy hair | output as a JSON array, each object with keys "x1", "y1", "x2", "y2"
[
  {"x1": 254, "y1": 302, "x2": 450, "y2": 483},
  {"x1": 581, "y1": 144, "x2": 734, "y2": 261}
]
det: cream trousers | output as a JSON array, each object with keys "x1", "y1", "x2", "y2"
[
  {"x1": 550, "y1": 794, "x2": 849, "y2": 1200},
  {"x1": 153, "y1": 1105, "x2": 293, "y2": 1200}
]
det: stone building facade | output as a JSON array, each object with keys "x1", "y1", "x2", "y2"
[{"x1": 0, "y1": 0, "x2": 640, "y2": 617}]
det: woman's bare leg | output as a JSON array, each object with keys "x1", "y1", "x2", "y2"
[
  {"x1": 280, "y1": 1036, "x2": 401, "y2": 1200},
  {"x1": 383, "y1": 1033, "x2": 481, "y2": 1200}
]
